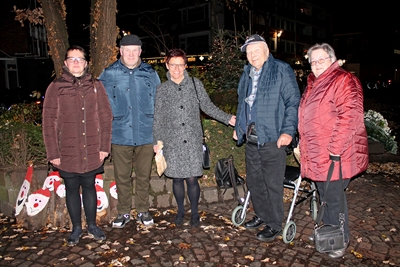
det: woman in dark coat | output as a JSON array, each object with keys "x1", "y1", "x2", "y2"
[
  {"x1": 42, "y1": 45, "x2": 112, "y2": 245},
  {"x1": 153, "y1": 48, "x2": 235, "y2": 227}
]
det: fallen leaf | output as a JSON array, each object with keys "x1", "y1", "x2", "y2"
[
  {"x1": 178, "y1": 242, "x2": 191, "y2": 249},
  {"x1": 16, "y1": 246, "x2": 37, "y2": 250},
  {"x1": 261, "y1": 257, "x2": 270, "y2": 262},
  {"x1": 100, "y1": 244, "x2": 110, "y2": 250},
  {"x1": 126, "y1": 238, "x2": 135, "y2": 244},
  {"x1": 244, "y1": 255, "x2": 254, "y2": 261},
  {"x1": 351, "y1": 249, "x2": 363, "y2": 259}
]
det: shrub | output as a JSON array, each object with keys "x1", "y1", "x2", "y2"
[{"x1": 0, "y1": 103, "x2": 45, "y2": 167}]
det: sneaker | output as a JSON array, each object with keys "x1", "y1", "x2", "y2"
[
  {"x1": 112, "y1": 213, "x2": 131, "y2": 228},
  {"x1": 87, "y1": 225, "x2": 106, "y2": 241},
  {"x1": 136, "y1": 211, "x2": 154, "y2": 226},
  {"x1": 67, "y1": 226, "x2": 82, "y2": 246}
]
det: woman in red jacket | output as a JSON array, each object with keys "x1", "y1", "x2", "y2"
[
  {"x1": 298, "y1": 43, "x2": 368, "y2": 258},
  {"x1": 42, "y1": 46, "x2": 112, "y2": 246}
]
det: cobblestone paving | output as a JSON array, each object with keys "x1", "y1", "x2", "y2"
[{"x1": 1, "y1": 171, "x2": 399, "y2": 267}]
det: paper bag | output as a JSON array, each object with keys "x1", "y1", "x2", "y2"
[{"x1": 155, "y1": 140, "x2": 167, "y2": 176}]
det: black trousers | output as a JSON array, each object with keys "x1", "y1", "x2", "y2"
[
  {"x1": 245, "y1": 142, "x2": 286, "y2": 231},
  {"x1": 316, "y1": 179, "x2": 351, "y2": 242}
]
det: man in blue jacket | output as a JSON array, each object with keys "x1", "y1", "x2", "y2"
[
  {"x1": 99, "y1": 34, "x2": 161, "y2": 228},
  {"x1": 233, "y1": 34, "x2": 300, "y2": 242}
]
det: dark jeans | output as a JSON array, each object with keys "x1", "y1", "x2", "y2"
[
  {"x1": 316, "y1": 179, "x2": 351, "y2": 242},
  {"x1": 245, "y1": 142, "x2": 286, "y2": 231}
]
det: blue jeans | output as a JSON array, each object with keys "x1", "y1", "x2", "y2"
[{"x1": 245, "y1": 142, "x2": 286, "y2": 231}]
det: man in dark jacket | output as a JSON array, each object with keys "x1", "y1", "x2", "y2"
[
  {"x1": 233, "y1": 34, "x2": 300, "y2": 242},
  {"x1": 99, "y1": 34, "x2": 161, "y2": 228}
]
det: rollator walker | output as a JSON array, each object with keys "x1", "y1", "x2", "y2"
[{"x1": 230, "y1": 148, "x2": 319, "y2": 243}]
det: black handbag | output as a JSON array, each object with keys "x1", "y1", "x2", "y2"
[
  {"x1": 314, "y1": 155, "x2": 346, "y2": 253},
  {"x1": 202, "y1": 142, "x2": 211, "y2": 169}
]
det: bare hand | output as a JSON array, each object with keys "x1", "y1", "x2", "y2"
[
  {"x1": 50, "y1": 158, "x2": 60, "y2": 166},
  {"x1": 99, "y1": 151, "x2": 109, "y2": 161},
  {"x1": 153, "y1": 145, "x2": 159, "y2": 154},
  {"x1": 229, "y1": 115, "x2": 236, "y2": 126},
  {"x1": 233, "y1": 130, "x2": 238, "y2": 140},
  {"x1": 277, "y1": 133, "x2": 292, "y2": 148}
]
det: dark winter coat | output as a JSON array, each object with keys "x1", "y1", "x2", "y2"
[
  {"x1": 42, "y1": 66, "x2": 112, "y2": 174},
  {"x1": 298, "y1": 61, "x2": 369, "y2": 181},
  {"x1": 235, "y1": 54, "x2": 300, "y2": 145},
  {"x1": 153, "y1": 71, "x2": 232, "y2": 178},
  {"x1": 98, "y1": 59, "x2": 161, "y2": 146}
]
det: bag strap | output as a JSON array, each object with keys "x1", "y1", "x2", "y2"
[
  {"x1": 315, "y1": 155, "x2": 344, "y2": 226},
  {"x1": 192, "y1": 77, "x2": 205, "y2": 139}
]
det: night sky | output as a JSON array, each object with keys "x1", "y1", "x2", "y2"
[{"x1": 64, "y1": 1, "x2": 400, "y2": 45}]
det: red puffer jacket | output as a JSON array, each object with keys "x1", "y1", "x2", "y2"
[
  {"x1": 298, "y1": 61, "x2": 369, "y2": 181},
  {"x1": 42, "y1": 67, "x2": 112, "y2": 174}
]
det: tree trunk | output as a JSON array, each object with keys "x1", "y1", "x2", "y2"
[
  {"x1": 90, "y1": 0, "x2": 119, "y2": 78},
  {"x1": 40, "y1": 0, "x2": 69, "y2": 78}
]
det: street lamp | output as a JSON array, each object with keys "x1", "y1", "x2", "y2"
[{"x1": 274, "y1": 30, "x2": 283, "y2": 53}]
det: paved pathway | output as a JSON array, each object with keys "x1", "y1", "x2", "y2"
[{"x1": 1, "y1": 158, "x2": 399, "y2": 266}]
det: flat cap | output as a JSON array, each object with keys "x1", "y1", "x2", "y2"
[{"x1": 120, "y1": 34, "x2": 142, "y2": 46}]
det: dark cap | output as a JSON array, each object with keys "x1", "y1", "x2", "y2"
[
  {"x1": 120, "y1": 34, "x2": 142, "y2": 47},
  {"x1": 240, "y1": 34, "x2": 266, "y2": 52}
]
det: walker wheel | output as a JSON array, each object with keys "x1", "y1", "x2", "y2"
[
  {"x1": 282, "y1": 220, "x2": 296, "y2": 243},
  {"x1": 310, "y1": 197, "x2": 318, "y2": 221},
  {"x1": 231, "y1": 205, "x2": 246, "y2": 226}
]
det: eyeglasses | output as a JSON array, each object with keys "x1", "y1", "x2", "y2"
[
  {"x1": 310, "y1": 56, "x2": 331, "y2": 66},
  {"x1": 168, "y1": 63, "x2": 186, "y2": 69},
  {"x1": 66, "y1": 57, "x2": 86, "y2": 63}
]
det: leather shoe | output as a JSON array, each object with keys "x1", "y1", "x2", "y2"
[
  {"x1": 244, "y1": 216, "x2": 265, "y2": 229},
  {"x1": 256, "y1": 225, "x2": 282, "y2": 242},
  {"x1": 328, "y1": 241, "x2": 349, "y2": 259}
]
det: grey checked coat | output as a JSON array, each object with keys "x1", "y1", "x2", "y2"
[{"x1": 153, "y1": 71, "x2": 232, "y2": 178}]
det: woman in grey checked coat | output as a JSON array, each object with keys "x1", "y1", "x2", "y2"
[{"x1": 153, "y1": 48, "x2": 235, "y2": 227}]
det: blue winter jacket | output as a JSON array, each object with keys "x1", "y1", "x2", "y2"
[
  {"x1": 235, "y1": 55, "x2": 300, "y2": 146},
  {"x1": 99, "y1": 59, "x2": 160, "y2": 146}
]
